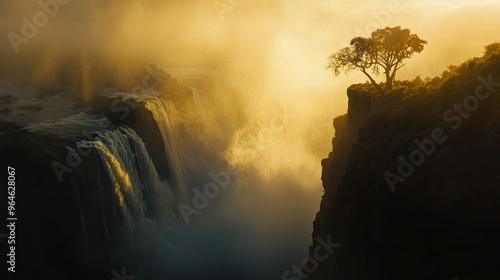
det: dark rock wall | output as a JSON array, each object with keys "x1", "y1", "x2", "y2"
[
  {"x1": 0, "y1": 98, "x2": 174, "y2": 279},
  {"x1": 306, "y1": 53, "x2": 500, "y2": 280}
]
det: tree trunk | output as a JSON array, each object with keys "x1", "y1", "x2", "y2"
[
  {"x1": 386, "y1": 76, "x2": 393, "y2": 90},
  {"x1": 385, "y1": 71, "x2": 393, "y2": 90},
  {"x1": 362, "y1": 70, "x2": 385, "y2": 94}
]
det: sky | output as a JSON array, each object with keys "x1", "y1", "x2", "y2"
[
  {"x1": 1, "y1": 0, "x2": 499, "y2": 109},
  {"x1": 1, "y1": 1, "x2": 499, "y2": 278}
]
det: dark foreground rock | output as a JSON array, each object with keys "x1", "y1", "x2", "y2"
[{"x1": 307, "y1": 49, "x2": 500, "y2": 279}]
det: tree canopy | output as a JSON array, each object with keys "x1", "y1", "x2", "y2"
[{"x1": 327, "y1": 26, "x2": 427, "y2": 94}]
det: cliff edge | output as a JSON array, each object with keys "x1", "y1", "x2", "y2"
[{"x1": 307, "y1": 47, "x2": 500, "y2": 280}]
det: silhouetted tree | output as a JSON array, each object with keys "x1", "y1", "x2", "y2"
[
  {"x1": 327, "y1": 26, "x2": 427, "y2": 93},
  {"x1": 484, "y1": 42, "x2": 500, "y2": 57}
]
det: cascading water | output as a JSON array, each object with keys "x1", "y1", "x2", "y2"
[
  {"x1": 135, "y1": 71, "x2": 325, "y2": 279},
  {"x1": 145, "y1": 98, "x2": 189, "y2": 204},
  {"x1": 78, "y1": 126, "x2": 179, "y2": 249},
  {"x1": 52, "y1": 70, "x2": 329, "y2": 279}
]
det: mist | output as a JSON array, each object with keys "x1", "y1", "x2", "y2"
[
  {"x1": 1, "y1": 0, "x2": 500, "y2": 279},
  {"x1": 1, "y1": 0, "x2": 499, "y2": 105}
]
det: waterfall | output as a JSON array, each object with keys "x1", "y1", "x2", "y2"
[
  {"x1": 77, "y1": 126, "x2": 178, "y2": 249},
  {"x1": 145, "y1": 98, "x2": 190, "y2": 204}
]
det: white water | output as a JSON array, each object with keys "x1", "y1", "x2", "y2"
[
  {"x1": 141, "y1": 73, "x2": 326, "y2": 279},
  {"x1": 0, "y1": 78, "x2": 92, "y2": 127},
  {"x1": 145, "y1": 98, "x2": 190, "y2": 204},
  {"x1": 65, "y1": 71, "x2": 328, "y2": 279},
  {"x1": 78, "y1": 126, "x2": 179, "y2": 250},
  {"x1": 27, "y1": 113, "x2": 111, "y2": 138}
]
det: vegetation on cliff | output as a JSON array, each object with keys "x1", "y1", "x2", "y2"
[
  {"x1": 327, "y1": 26, "x2": 427, "y2": 94},
  {"x1": 309, "y1": 42, "x2": 500, "y2": 280}
]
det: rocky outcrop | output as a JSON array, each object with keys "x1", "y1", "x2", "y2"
[
  {"x1": 313, "y1": 86, "x2": 391, "y2": 231},
  {"x1": 88, "y1": 94, "x2": 173, "y2": 182},
  {"x1": 305, "y1": 87, "x2": 385, "y2": 280},
  {"x1": 0, "y1": 95, "x2": 179, "y2": 280},
  {"x1": 347, "y1": 87, "x2": 378, "y2": 145},
  {"x1": 346, "y1": 84, "x2": 403, "y2": 145},
  {"x1": 0, "y1": 129, "x2": 114, "y2": 279},
  {"x1": 306, "y1": 52, "x2": 500, "y2": 280}
]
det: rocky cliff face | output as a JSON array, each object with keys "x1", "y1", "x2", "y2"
[
  {"x1": 312, "y1": 86, "x2": 396, "y2": 236},
  {"x1": 306, "y1": 86, "x2": 387, "y2": 280},
  {"x1": 306, "y1": 51, "x2": 500, "y2": 280},
  {"x1": 346, "y1": 85, "x2": 405, "y2": 145},
  {"x1": 91, "y1": 94, "x2": 173, "y2": 182},
  {"x1": 0, "y1": 89, "x2": 190, "y2": 279}
]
